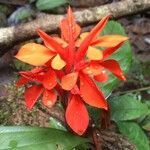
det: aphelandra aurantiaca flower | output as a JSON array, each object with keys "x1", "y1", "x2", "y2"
[{"x1": 15, "y1": 7, "x2": 128, "y2": 135}]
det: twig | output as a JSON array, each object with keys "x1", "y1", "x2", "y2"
[
  {"x1": 0, "y1": 0, "x2": 150, "y2": 56},
  {"x1": 116, "y1": 86, "x2": 150, "y2": 95},
  {"x1": 92, "y1": 128, "x2": 103, "y2": 150},
  {"x1": 0, "y1": 0, "x2": 28, "y2": 5}
]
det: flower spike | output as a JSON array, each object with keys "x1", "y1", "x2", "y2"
[{"x1": 15, "y1": 7, "x2": 128, "y2": 135}]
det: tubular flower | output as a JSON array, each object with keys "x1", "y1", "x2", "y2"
[{"x1": 15, "y1": 7, "x2": 128, "y2": 135}]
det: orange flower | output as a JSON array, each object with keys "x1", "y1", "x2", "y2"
[
  {"x1": 15, "y1": 7, "x2": 128, "y2": 135},
  {"x1": 16, "y1": 67, "x2": 57, "y2": 109}
]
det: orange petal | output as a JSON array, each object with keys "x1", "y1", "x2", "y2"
[
  {"x1": 25, "y1": 85, "x2": 43, "y2": 110},
  {"x1": 66, "y1": 95, "x2": 89, "y2": 135},
  {"x1": 45, "y1": 37, "x2": 68, "y2": 51},
  {"x1": 76, "y1": 15, "x2": 110, "y2": 61},
  {"x1": 74, "y1": 61, "x2": 89, "y2": 72},
  {"x1": 61, "y1": 72, "x2": 78, "y2": 90},
  {"x1": 53, "y1": 37, "x2": 68, "y2": 47},
  {"x1": 60, "y1": 7, "x2": 80, "y2": 72},
  {"x1": 75, "y1": 39, "x2": 82, "y2": 47},
  {"x1": 16, "y1": 77, "x2": 29, "y2": 86},
  {"x1": 87, "y1": 46, "x2": 103, "y2": 60},
  {"x1": 60, "y1": 7, "x2": 81, "y2": 41},
  {"x1": 103, "y1": 42, "x2": 124, "y2": 59},
  {"x1": 71, "y1": 85, "x2": 80, "y2": 95},
  {"x1": 60, "y1": 19, "x2": 81, "y2": 42},
  {"x1": 80, "y1": 73, "x2": 107, "y2": 110},
  {"x1": 37, "y1": 29, "x2": 66, "y2": 59},
  {"x1": 43, "y1": 69, "x2": 57, "y2": 90},
  {"x1": 80, "y1": 32, "x2": 89, "y2": 40},
  {"x1": 51, "y1": 54, "x2": 66, "y2": 70},
  {"x1": 100, "y1": 59, "x2": 126, "y2": 80},
  {"x1": 92, "y1": 35, "x2": 128, "y2": 47},
  {"x1": 94, "y1": 71, "x2": 108, "y2": 82},
  {"x1": 15, "y1": 43, "x2": 55, "y2": 66},
  {"x1": 75, "y1": 32, "x2": 90, "y2": 47},
  {"x1": 20, "y1": 68, "x2": 44, "y2": 83},
  {"x1": 83, "y1": 62, "x2": 103, "y2": 76},
  {"x1": 42, "y1": 90, "x2": 57, "y2": 108}
]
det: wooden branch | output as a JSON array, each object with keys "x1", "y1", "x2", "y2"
[
  {"x1": 0, "y1": 0, "x2": 28, "y2": 5},
  {"x1": 0, "y1": 0, "x2": 150, "y2": 56}
]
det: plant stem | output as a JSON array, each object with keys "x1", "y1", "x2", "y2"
[{"x1": 116, "y1": 86, "x2": 150, "y2": 95}]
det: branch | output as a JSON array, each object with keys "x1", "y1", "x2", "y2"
[
  {"x1": 0, "y1": 0, "x2": 28, "y2": 5},
  {"x1": 0, "y1": 0, "x2": 150, "y2": 56},
  {"x1": 116, "y1": 86, "x2": 150, "y2": 95}
]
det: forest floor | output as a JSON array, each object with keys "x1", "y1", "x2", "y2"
[
  {"x1": 0, "y1": 1, "x2": 149, "y2": 149},
  {"x1": 0, "y1": 13, "x2": 149, "y2": 126}
]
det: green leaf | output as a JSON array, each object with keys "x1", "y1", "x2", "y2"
[
  {"x1": 0, "y1": 126, "x2": 87, "y2": 150},
  {"x1": 142, "y1": 122, "x2": 150, "y2": 131},
  {"x1": 117, "y1": 122, "x2": 150, "y2": 150},
  {"x1": 8, "y1": 6, "x2": 34, "y2": 25},
  {"x1": 87, "y1": 106, "x2": 102, "y2": 126},
  {"x1": 98, "y1": 21, "x2": 132, "y2": 97},
  {"x1": 49, "y1": 117, "x2": 67, "y2": 131},
  {"x1": 36, "y1": 0, "x2": 68, "y2": 11},
  {"x1": 109, "y1": 94, "x2": 149, "y2": 121},
  {"x1": 13, "y1": 59, "x2": 32, "y2": 71},
  {"x1": 142, "y1": 115, "x2": 150, "y2": 131}
]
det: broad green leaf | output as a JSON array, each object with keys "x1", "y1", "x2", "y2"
[
  {"x1": 0, "y1": 126, "x2": 87, "y2": 150},
  {"x1": 109, "y1": 94, "x2": 149, "y2": 121},
  {"x1": 49, "y1": 117, "x2": 67, "y2": 131},
  {"x1": 117, "y1": 122, "x2": 150, "y2": 150},
  {"x1": 98, "y1": 21, "x2": 132, "y2": 97},
  {"x1": 142, "y1": 122, "x2": 150, "y2": 131},
  {"x1": 142, "y1": 115, "x2": 150, "y2": 131},
  {"x1": 36, "y1": 0, "x2": 68, "y2": 11}
]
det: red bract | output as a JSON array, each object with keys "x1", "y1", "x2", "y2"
[
  {"x1": 16, "y1": 67, "x2": 57, "y2": 109},
  {"x1": 15, "y1": 7, "x2": 128, "y2": 135}
]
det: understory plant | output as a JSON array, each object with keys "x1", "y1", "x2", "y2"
[
  {"x1": 1, "y1": 6, "x2": 149, "y2": 150},
  {"x1": 15, "y1": 7, "x2": 128, "y2": 135}
]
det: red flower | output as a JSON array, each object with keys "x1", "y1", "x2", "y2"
[
  {"x1": 16, "y1": 67, "x2": 57, "y2": 109},
  {"x1": 15, "y1": 7, "x2": 128, "y2": 135}
]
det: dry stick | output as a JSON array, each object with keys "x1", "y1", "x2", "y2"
[
  {"x1": 116, "y1": 86, "x2": 150, "y2": 95},
  {"x1": 0, "y1": 0, "x2": 150, "y2": 56},
  {"x1": 0, "y1": 0, "x2": 28, "y2": 5}
]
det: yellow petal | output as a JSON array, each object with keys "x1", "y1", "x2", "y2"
[
  {"x1": 87, "y1": 46, "x2": 103, "y2": 60},
  {"x1": 80, "y1": 32, "x2": 89, "y2": 40},
  {"x1": 61, "y1": 72, "x2": 78, "y2": 90},
  {"x1": 93, "y1": 35, "x2": 129, "y2": 47},
  {"x1": 75, "y1": 33, "x2": 89, "y2": 47},
  {"x1": 15, "y1": 43, "x2": 55, "y2": 66},
  {"x1": 53, "y1": 37, "x2": 68, "y2": 47},
  {"x1": 51, "y1": 54, "x2": 66, "y2": 70}
]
